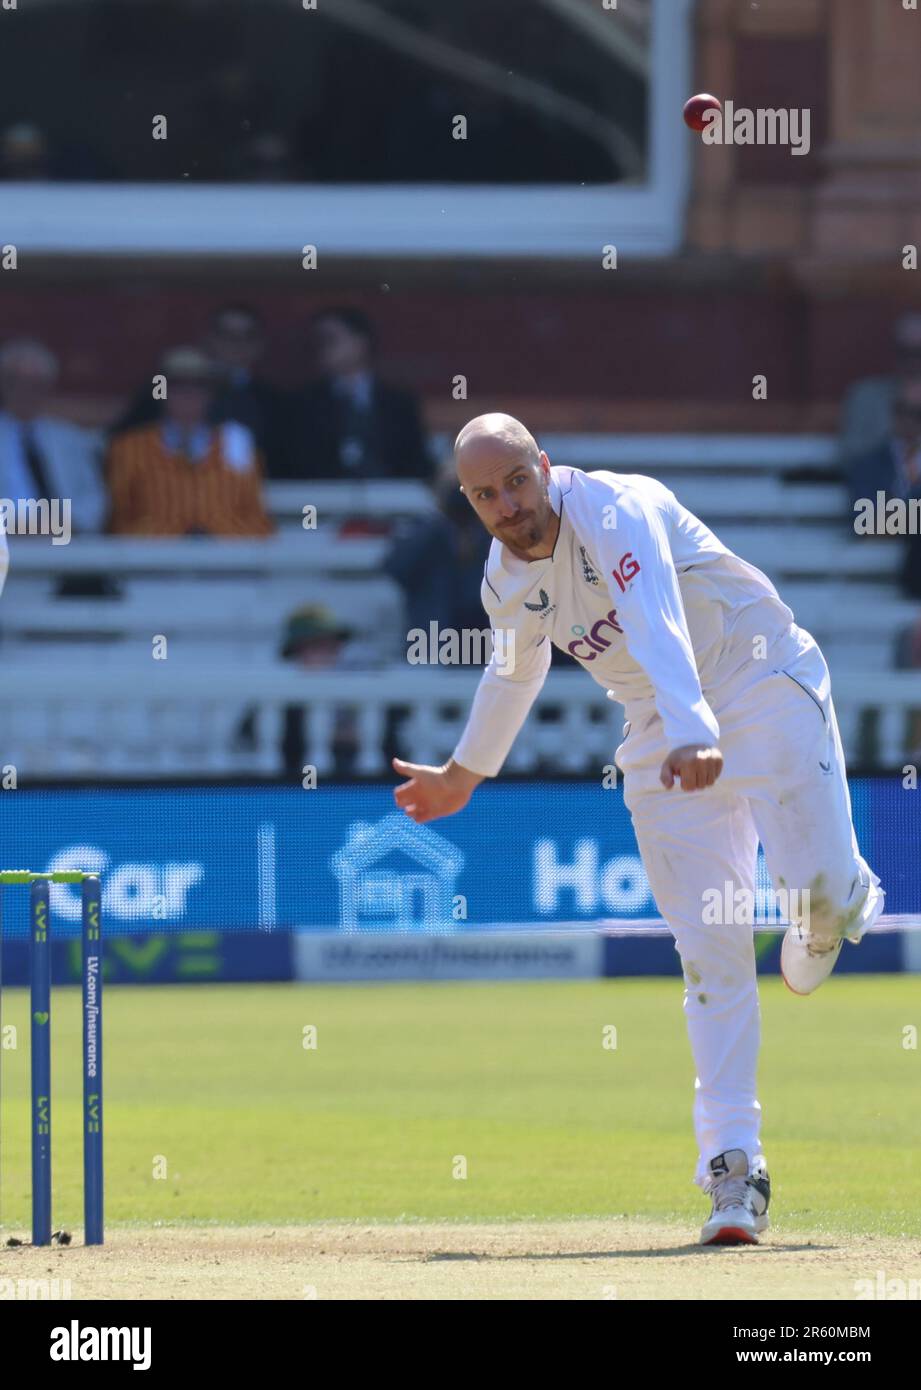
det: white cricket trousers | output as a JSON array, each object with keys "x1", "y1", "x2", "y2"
[{"x1": 617, "y1": 628, "x2": 885, "y2": 1189}]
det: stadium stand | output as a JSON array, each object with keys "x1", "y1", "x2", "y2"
[{"x1": 1, "y1": 434, "x2": 919, "y2": 779}]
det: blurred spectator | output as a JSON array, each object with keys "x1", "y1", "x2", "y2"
[
  {"x1": 113, "y1": 305, "x2": 291, "y2": 479},
  {"x1": 241, "y1": 133, "x2": 296, "y2": 182},
  {"x1": 849, "y1": 375, "x2": 921, "y2": 519},
  {"x1": 281, "y1": 603, "x2": 354, "y2": 665},
  {"x1": 384, "y1": 461, "x2": 491, "y2": 640},
  {"x1": 0, "y1": 123, "x2": 51, "y2": 181},
  {"x1": 840, "y1": 311, "x2": 921, "y2": 467},
  {"x1": 0, "y1": 338, "x2": 107, "y2": 532},
  {"x1": 850, "y1": 377, "x2": 921, "y2": 598},
  {"x1": 236, "y1": 604, "x2": 360, "y2": 775},
  {"x1": 204, "y1": 305, "x2": 292, "y2": 479},
  {"x1": 202, "y1": 62, "x2": 275, "y2": 178},
  {"x1": 280, "y1": 605, "x2": 361, "y2": 775},
  {"x1": 106, "y1": 347, "x2": 273, "y2": 536},
  {"x1": 287, "y1": 308, "x2": 433, "y2": 481},
  {"x1": 851, "y1": 374, "x2": 921, "y2": 674}
]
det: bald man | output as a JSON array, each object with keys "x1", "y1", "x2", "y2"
[{"x1": 393, "y1": 413, "x2": 885, "y2": 1246}]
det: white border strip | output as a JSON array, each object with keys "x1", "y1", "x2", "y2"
[{"x1": 1, "y1": 0, "x2": 692, "y2": 257}]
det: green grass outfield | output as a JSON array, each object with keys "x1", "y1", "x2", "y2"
[{"x1": 0, "y1": 977, "x2": 918, "y2": 1237}]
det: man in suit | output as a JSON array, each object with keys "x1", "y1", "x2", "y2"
[
  {"x1": 203, "y1": 304, "x2": 292, "y2": 479},
  {"x1": 287, "y1": 307, "x2": 433, "y2": 481},
  {"x1": 0, "y1": 338, "x2": 107, "y2": 533}
]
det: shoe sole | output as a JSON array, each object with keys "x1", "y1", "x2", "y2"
[
  {"x1": 780, "y1": 937, "x2": 842, "y2": 997},
  {"x1": 701, "y1": 1224, "x2": 759, "y2": 1246},
  {"x1": 780, "y1": 959, "x2": 809, "y2": 997}
]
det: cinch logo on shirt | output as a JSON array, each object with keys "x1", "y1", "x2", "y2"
[{"x1": 567, "y1": 609, "x2": 623, "y2": 661}]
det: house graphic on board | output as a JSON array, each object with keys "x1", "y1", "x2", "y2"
[{"x1": 331, "y1": 813, "x2": 464, "y2": 932}]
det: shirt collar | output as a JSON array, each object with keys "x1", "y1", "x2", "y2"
[
  {"x1": 161, "y1": 422, "x2": 212, "y2": 460},
  {"x1": 333, "y1": 371, "x2": 374, "y2": 408}
]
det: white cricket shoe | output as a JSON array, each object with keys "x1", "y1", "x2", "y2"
[
  {"x1": 781, "y1": 865, "x2": 883, "y2": 996},
  {"x1": 700, "y1": 1149, "x2": 771, "y2": 1246},
  {"x1": 780, "y1": 923, "x2": 843, "y2": 996}
]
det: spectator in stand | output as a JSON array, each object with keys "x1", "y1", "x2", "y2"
[
  {"x1": 848, "y1": 374, "x2": 921, "y2": 519},
  {"x1": 384, "y1": 458, "x2": 491, "y2": 642},
  {"x1": 0, "y1": 123, "x2": 52, "y2": 181},
  {"x1": 106, "y1": 347, "x2": 273, "y2": 536},
  {"x1": 839, "y1": 310, "x2": 921, "y2": 468},
  {"x1": 203, "y1": 305, "x2": 292, "y2": 479},
  {"x1": 112, "y1": 305, "x2": 291, "y2": 480},
  {"x1": 849, "y1": 375, "x2": 921, "y2": 672},
  {"x1": 287, "y1": 307, "x2": 433, "y2": 481},
  {"x1": 240, "y1": 133, "x2": 296, "y2": 182},
  {"x1": 279, "y1": 605, "x2": 379, "y2": 777},
  {"x1": 235, "y1": 604, "x2": 360, "y2": 776},
  {"x1": 0, "y1": 338, "x2": 107, "y2": 532}
]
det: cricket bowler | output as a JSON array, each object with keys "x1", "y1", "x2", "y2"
[{"x1": 393, "y1": 413, "x2": 885, "y2": 1246}]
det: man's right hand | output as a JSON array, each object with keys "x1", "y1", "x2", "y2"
[
  {"x1": 392, "y1": 756, "x2": 483, "y2": 823},
  {"x1": 660, "y1": 743, "x2": 723, "y2": 791}
]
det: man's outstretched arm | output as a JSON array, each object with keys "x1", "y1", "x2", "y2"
[{"x1": 393, "y1": 622, "x2": 552, "y2": 822}]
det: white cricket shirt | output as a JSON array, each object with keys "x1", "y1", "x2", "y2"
[{"x1": 453, "y1": 465, "x2": 801, "y2": 777}]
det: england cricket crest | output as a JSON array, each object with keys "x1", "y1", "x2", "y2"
[{"x1": 579, "y1": 545, "x2": 600, "y2": 586}]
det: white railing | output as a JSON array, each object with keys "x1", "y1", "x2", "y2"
[
  {"x1": 4, "y1": 519, "x2": 905, "y2": 587},
  {"x1": 429, "y1": 432, "x2": 840, "y2": 471},
  {"x1": 6, "y1": 532, "x2": 387, "y2": 575},
  {"x1": 830, "y1": 673, "x2": 921, "y2": 770},
  {"x1": 0, "y1": 663, "x2": 918, "y2": 779}
]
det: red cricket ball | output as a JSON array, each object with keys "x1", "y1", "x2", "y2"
[{"x1": 683, "y1": 93, "x2": 722, "y2": 133}]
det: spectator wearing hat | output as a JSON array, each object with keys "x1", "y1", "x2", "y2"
[
  {"x1": 281, "y1": 604, "x2": 353, "y2": 665},
  {"x1": 112, "y1": 305, "x2": 291, "y2": 480},
  {"x1": 286, "y1": 307, "x2": 433, "y2": 481},
  {"x1": 233, "y1": 604, "x2": 360, "y2": 775},
  {"x1": 279, "y1": 603, "x2": 360, "y2": 772},
  {"x1": 106, "y1": 347, "x2": 273, "y2": 536}
]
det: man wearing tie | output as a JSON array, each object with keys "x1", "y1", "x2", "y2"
[
  {"x1": 0, "y1": 339, "x2": 107, "y2": 535},
  {"x1": 287, "y1": 307, "x2": 433, "y2": 481}
]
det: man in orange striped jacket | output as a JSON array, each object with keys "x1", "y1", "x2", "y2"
[{"x1": 107, "y1": 347, "x2": 273, "y2": 537}]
